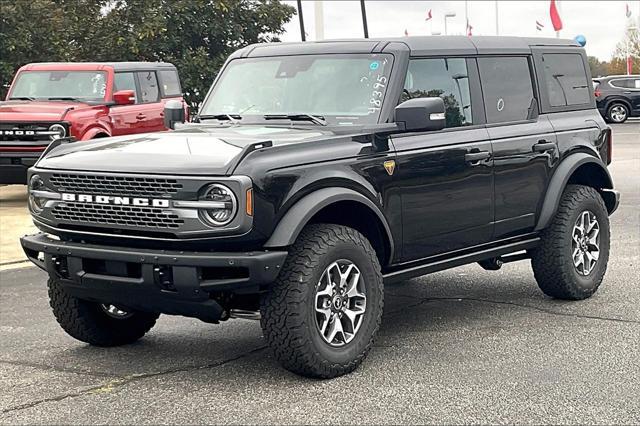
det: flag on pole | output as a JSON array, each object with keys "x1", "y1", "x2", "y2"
[
  {"x1": 404, "y1": 28, "x2": 409, "y2": 36},
  {"x1": 466, "y1": 20, "x2": 473, "y2": 36},
  {"x1": 550, "y1": 0, "x2": 563, "y2": 31},
  {"x1": 625, "y1": 3, "x2": 632, "y2": 18},
  {"x1": 536, "y1": 20, "x2": 544, "y2": 31},
  {"x1": 425, "y1": 9, "x2": 433, "y2": 21},
  {"x1": 627, "y1": 56, "x2": 633, "y2": 75}
]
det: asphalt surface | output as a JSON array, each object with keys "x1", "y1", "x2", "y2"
[{"x1": 0, "y1": 122, "x2": 638, "y2": 424}]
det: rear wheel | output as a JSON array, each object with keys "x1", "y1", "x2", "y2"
[
  {"x1": 260, "y1": 224, "x2": 383, "y2": 378},
  {"x1": 48, "y1": 279, "x2": 159, "y2": 346},
  {"x1": 607, "y1": 103, "x2": 629, "y2": 123},
  {"x1": 531, "y1": 185, "x2": 610, "y2": 300}
]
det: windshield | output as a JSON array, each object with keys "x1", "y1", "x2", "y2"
[
  {"x1": 200, "y1": 54, "x2": 394, "y2": 125},
  {"x1": 9, "y1": 71, "x2": 108, "y2": 101}
]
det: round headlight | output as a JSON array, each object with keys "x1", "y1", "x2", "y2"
[
  {"x1": 28, "y1": 174, "x2": 46, "y2": 213},
  {"x1": 200, "y1": 184, "x2": 237, "y2": 226},
  {"x1": 48, "y1": 124, "x2": 66, "y2": 140}
]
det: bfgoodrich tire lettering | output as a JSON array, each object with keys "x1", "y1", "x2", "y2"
[
  {"x1": 260, "y1": 224, "x2": 384, "y2": 378},
  {"x1": 530, "y1": 185, "x2": 610, "y2": 300},
  {"x1": 48, "y1": 279, "x2": 159, "y2": 346}
]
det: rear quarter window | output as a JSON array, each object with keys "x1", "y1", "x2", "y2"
[
  {"x1": 158, "y1": 70, "x2": 181, "y2": 97},
  {"x1": 541, "y1": 53, "x2": 591, "y2": 106}
]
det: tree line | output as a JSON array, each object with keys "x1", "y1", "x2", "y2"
[{"x1": 0, "y1": 0, "x2": 295, "y2": 109}]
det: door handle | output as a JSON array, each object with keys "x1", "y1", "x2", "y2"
[
  {"x1": 533, "y1": 140, "x2": 556, "y2": 152},
  {"x1": 623, "y1": 91, "x2": 632, "y2": 94},
  {"x1": 136, "y1": 113, "x2": 146, "y2": 120},
  {"x1": 464, "y1": 151, "x2": 490, "y2": 163}
]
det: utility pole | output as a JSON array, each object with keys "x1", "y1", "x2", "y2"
[
  {"x1": 314, "y1": 1, "x2": 324, "y2": 41},
  {"x1": 297, "y1": 0, "x2": 305, "y2": 41},
  {"x1": 360, "y1": 0, "x2": 369, "y2": 38},
  {"x1": 495, "y1": 1, "x2": 499, "y2": 35}
]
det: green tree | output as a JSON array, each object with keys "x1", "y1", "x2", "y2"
[
  {"x1": 613, "y1": 25, "x2": 640, "y2": 74},
  {"x1": 0, "y1": 0, "x2": 295, "y2": 108}
]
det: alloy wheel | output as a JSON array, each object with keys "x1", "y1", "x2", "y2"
[
  {"x1": 571, "y1": 210, "x2": 600, "y2": 276},
  {"x1": 609, "y1": 105, "x2": 627, "y2": 123},
  {"x1": 314, "y1": 260, "x2": 367, "y2": 347}
]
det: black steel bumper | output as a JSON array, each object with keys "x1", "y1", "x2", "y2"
[
  {"x1": 0, "y1": 154, "x2": 39, "y2": 184},
  {"x1": 20, "y1": 233, "x2": 288, "y2": 323}
]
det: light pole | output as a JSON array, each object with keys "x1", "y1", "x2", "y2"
[{"x1": 444, "y1": 12, "x2": 456, "y2": 35}]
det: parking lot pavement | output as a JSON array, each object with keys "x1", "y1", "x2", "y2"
[
  {"x1": 0, "y1": 185, "x2": 36, "y2": 267},
  {"x1": 0, "y1": 123, "x2": 638, "y2": 424}
]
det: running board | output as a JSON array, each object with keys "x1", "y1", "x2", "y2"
[{"x1": 383, "y1": 237, "x2": 540, "y2": 284}]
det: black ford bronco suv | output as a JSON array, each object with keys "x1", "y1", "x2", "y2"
[{"x1": 21, "y1": 36, "x2": 619, "y2": 378}]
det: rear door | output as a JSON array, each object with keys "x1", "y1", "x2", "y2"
[
  {"x1": 478, "y1": 55, "x2": 558, "y2": 238},
  {"x1": 135, "y1": 71, "x2": 165, "y2": 132},
  {"x1": 392, "y1": 57, "x2": 494, "y2": 261}
]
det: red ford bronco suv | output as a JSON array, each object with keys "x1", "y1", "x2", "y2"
[{"x1": 0, "y1": 62, "x2": 186, "y2": 184}]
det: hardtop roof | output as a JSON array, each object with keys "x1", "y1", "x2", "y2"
[
  {"x1": 19, "y1": 62, "x2": 177, "y2": 72},
  {"x1": 238, "y1": 35, "x2": 581, "y2": 58}
]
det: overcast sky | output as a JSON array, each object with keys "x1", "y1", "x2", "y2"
[{"x1": 281, "y1": 1, "x2": 640, "y2": 61}]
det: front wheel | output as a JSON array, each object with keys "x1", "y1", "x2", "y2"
[
  {"x1": 530, "y1": 185, "x2": 610, "y2": 300},
  {"x1": 48, "y1": 279, "x2": 159, "y2": 346},
  {"x1": 260, "y1": 224, "x2": 384, "y2": 378}
]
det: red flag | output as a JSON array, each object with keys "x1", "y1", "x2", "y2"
[
  {"x1": 627, "y1": 56, "x2": 633, "y2": 75},
  {"x1": 425, "y1": 9, "x2": 432, "y2": 21},
  {"x1": 550, "y1": 0, "x2": 563, "y2": 31}
]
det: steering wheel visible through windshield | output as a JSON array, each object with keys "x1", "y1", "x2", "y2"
[{"x1": 200, "y1": 54, "x2": 394, "y2": 125}]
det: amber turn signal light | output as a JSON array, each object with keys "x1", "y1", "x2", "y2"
[{"x1": 246, "y1": 188, "x2": 253, "y2": 216}]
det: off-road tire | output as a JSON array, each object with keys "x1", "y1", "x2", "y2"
[
  {"x1": 530, "y1": 185, "x2": 610, "y2": 300},
  {"x1": 48, "y1": 279, "x2": 159, "y2": 346},
  {"x1": 606, "y1": 102, "x2": 629, "y2": 123},
  {"x1": 260, "y1": 224, "x2": 384, "y2": 378}
]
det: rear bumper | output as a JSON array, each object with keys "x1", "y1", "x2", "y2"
[{"x1": 20, "y1": 233, "x2": 288, "y2": 322}]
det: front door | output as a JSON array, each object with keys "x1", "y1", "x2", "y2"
[{"x1": 393, "y1": 57, "x2": 493, "y2": 261}]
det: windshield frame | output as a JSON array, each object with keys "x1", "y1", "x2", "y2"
[
  {"x1": 199, "y1": 53, "x2": 396, "y2": 126},
  {"x1": 8, "y1": 70, "x2": 109, "y2": 102}
]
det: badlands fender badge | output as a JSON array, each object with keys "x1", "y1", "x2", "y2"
[{"x1": 383, "y1": 160, "x2": 396, "y2": 176}]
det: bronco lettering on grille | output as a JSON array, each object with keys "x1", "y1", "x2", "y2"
[{"x1": 61, "y1": 193, "x2": 170, "y2": 208}]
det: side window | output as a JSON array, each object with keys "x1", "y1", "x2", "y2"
[
  {"x1": 137, "y1": 71, "x2": 159, "y2": 103},
  {"x1": 478, "y1": 56, "x2": 535, "y2": 124},
  {"x1": 402, "y1": 58, "x2": 473, "y2": 128},
  {"x1": 158, "y1": 70, "x2": 181, "y2": 97},
  {"x1": 541, "y1": 53, "x2": 590, "y2": 106},
  {"x1": 113, "y1": 72, "x2": 137, "y2": 103}
]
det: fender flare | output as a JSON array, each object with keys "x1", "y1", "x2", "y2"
[
  {"x1": 264, "y1": 187, "x2": 395, "y2": 261},
  {"x1": 81, "y1": 127, "x2": 111, "y2": 140},
  {"x1": 535, "y1": 153, "x2": 613, "y2": 231}
]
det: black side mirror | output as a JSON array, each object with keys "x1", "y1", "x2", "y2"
[
  {"x1": 395, "y1": 97, "x2": 446, "y2": 132},
  {"x1": 164, "y1": 100, "x2": 185, "y2": 130}
]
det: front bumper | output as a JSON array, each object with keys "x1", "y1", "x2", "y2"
[
  {"x1": 0, "y1": 152, "x2": 40, "y2": 184},
  {"x1": 21, "y1": 233, "x2": 288, "y2": 322}
]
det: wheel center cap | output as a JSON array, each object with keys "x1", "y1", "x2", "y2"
[{"x1": 332, "y1": 295, "x2": 343, "y2": 310}]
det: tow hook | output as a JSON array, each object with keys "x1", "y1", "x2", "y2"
[{"x1": 478, "y1": 257, "x2": 503, "y2": 271}]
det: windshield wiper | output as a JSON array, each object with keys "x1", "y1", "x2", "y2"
[
  {"x1": 198, "y1": 114, "x2": 241, "y2": 123},
  {"x1": 47, "y1": 97, "x2": 82, "y2": 101},
  {"x1": 263, "y1": 113, "x2": 327, "y2": 126},
  {"x1": 9, "y1": 96, "x2": 35, "y2": 101}
]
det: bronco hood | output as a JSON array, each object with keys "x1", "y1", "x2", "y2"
[
  {"x1": 36, "y1": 125, "x2": 332, "y2": 175},
  {"x1": 0, "y1": 100, "x2": 90, "y2": 121}
]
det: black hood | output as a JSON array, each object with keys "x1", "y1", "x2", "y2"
[{"x1": 37, "y1": 125, "x2": 334, "y2": 176}]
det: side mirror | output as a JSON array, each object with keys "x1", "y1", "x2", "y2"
[
  {"x1": 395, "y1": 97, "x2": 446, "y2": 132},
  {"x1": 113, "y1": 90, "x2": 135, "y2": 105},
  {"x1": 164, "y1": 99, "x2": 185, "y2": 130}
]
